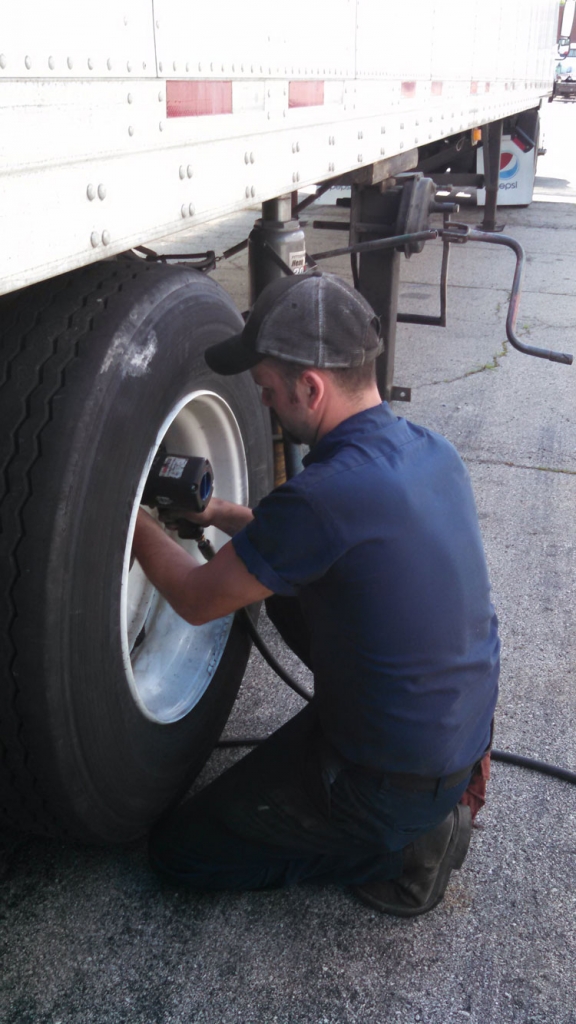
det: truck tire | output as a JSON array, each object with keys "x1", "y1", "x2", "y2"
[{"x1": 0, "y1": 258, "x2": 273, "y2": 843}]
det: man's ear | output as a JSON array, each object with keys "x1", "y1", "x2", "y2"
[{"x1": 299, "y1": 369, "x2": 325, "y2": 410}]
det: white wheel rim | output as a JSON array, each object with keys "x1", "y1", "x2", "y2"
[{"x1": 121, "y1": 391, "x2": 248, "y2": 724}]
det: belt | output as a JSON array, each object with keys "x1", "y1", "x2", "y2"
[
  {"x1": 380, "y1": 763, "x2": 474, "y2": 793},
  {"x1": 352, "y1": 761, "x2": 475, "y2": 793}
]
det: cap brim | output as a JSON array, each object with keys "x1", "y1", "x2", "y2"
[{"x1": 204, "y1": 332, "x2": 265, "y2": 376}]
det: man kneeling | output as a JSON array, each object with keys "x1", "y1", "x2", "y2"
[{"x1": 133, "y1": 271, "x2": 499, "y2": 917}]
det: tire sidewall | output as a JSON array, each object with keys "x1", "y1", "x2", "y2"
[{"x1": 17, "y1": 265, "x2": 271, "y2": 840}]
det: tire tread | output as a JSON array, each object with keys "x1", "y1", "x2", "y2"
[{"x1": 0, "y1": 259, "x2": 164, "y2": 832}]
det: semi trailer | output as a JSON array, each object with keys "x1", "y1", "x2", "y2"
[{"x1": 0, "y1": 0, "x2": 565, "y2": 844}]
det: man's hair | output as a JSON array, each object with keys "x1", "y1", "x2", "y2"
[{"x1": 266, "y1": 357, "x2": 377, "y2": 398}]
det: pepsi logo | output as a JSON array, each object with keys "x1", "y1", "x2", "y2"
[{"x1": 499, "y1": 152, "x2": 519, "y2": 180}]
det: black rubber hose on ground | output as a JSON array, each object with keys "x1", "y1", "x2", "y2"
[
  {"x1": 490, "y1": 749, "x2": 576, "y2": 784},
  {"x1": 236, "y1": 608, "x2": 312, "y2": 704}
]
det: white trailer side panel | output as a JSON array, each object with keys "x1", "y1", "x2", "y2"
[{"x1": 0, "y1": 0, "x2": 558, "y2": 296}]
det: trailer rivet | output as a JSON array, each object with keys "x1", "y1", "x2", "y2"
[
  {"x1": 124, "y1": 15, "x2": 128, "y2": 25},
  {"x1": 98, "y1": 184, "x2": 107, "y2": 200},
  {"x1": 126, "y1": 61, "x2": 132, "y2": 73},
  {"x1": 292, "y1": 172, "x2": 297, "y2": 183},
  {"x1": 107, "y1": 58, "x2": 112, "y2": 71},
  {"x1": 156, "y1": 20, "x2": 160, "y2": 28},
  {"x1": 142, "y1": 62, "x2": 146, "y2": 70},
  {"x1": 415, "y1": 119, "x2": 419, "y2": 126},
  {"x1": 159, "y1": 121, "x2": 164, "y2": 131},
  {"x1": 180, "y1": 165, "x2": 186, "y2": 178},
  {"x1": 102, "y1": 230, "x2": 111, "y2": 246},
  {"x1": 0, "y1": 55, "x2": 7, "y2": 70},
  {"x1": 415, "y1": 137, "x2": 418, "y2": 144},
  {"x1": 380, "y1": 148, "x2": 385, "y2": 156},
  {"x1": 88, "y1": 58, "x2": 94, "y2": 70},
  {"x1": 429, "y1": 116, "x2": 433, "y2": 122},
  {"x1": 381, "y1": 126, "x2": 385, "y2": 134},
  {"x1": 358, "y1": 131, "x2": 363, "y2": 139},
  {"x1": 90, "y1": 232, "x2": 100, "y2": 248},
  {"x1": 173, "y1": 61, "x2": 177, "y2": 72},
  {"x1": 185, "y1": 165, "x2": 192, "y2": 178},
  {"x1": 158, "y1": 91, "x2": 163, "y2": 102},
  {"x1": 296, "y1": 142, "x2": 300, "y2": 153},
  {"x1": 128, "y1": 125, "x2": 135, "y2": 136},
  {"x1": 245, "y1": 152, "x2": 250, "y2": 164},
  {"x1": 48, "y1": 56, "x2": 55, "y2": 70},
  {"x1": 189, "y1": 203, "x2": 195, "y2": 216},
  {"x1": 250, "y1": 153, "x2": 255, "y2": 164},
  {"x1": 87, "y1": 184, "x2": 96, "y2": 201},
  {"x1": 158, "y1": 61, "x2": 163, "y2": 73},
  {"x1": 400, "y1": 122, "x2": 404, "y2": 130},
  {"x1": 400, "y1": 142, "x2": 404, "y2": 149},
  {"x1": 181, "y1": 205, "x2": 188, "y2": 218},
  {"x1": 358, "y1": 154, "x2": 363, "y2": 162},
  {"x1": 245, "y1": 187, "x2": 250, "y2": 198},
  {"x1": 251, "y1": 186, "x2": 256, "y2": 197},
  {"x1": 67, "y1": 57, "x2": 74, "y2": 70},
  {"x1": 25, "y1": 56, "x2": 32, "y2": 70},
  {"x1": 127, "y1": 93, "x2": 133, "y2": 104},
  {"x1": 267, "y1": 112, "x2": 271, "y2": 120}
]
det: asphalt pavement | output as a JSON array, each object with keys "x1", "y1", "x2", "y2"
[{"x1": 1, "y1": 101, "x2": 576, "y2": 1024}]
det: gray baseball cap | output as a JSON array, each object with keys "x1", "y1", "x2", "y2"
[{"x1": 204, "y1": 269, "x2": 383, "y2": 376}]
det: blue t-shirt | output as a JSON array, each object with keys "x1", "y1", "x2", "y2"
[{"x1": 233, "y1": 402, "x2": 499, "y2": 777}]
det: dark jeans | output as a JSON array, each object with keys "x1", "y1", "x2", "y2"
[{"x1": 148, "y1": 597, "x2": 470, "y2": 891}]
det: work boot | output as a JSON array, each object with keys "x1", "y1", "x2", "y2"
[{"x1": 355, "y1": 803, "x2": 472, "y2": 917}]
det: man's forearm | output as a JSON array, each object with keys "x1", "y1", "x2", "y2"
[
  {"x1": 133, "y1": 508, "x2": 272, "y2": 626},
  {"x1": 208, "y1": 498, "x2": 254, "y2": 536},
  {"x1": 133, "y1": 511, "x2": 203, "y2": 620}
]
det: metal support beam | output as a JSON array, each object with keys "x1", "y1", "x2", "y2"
[
  {"x1": 479, "y1": 120, "x2": 504, "y2": 233},
  {"x1": 350, "y1": 184, "x2": 402, "y2": 402}
]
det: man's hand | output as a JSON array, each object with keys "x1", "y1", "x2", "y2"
[
  {"x1": 158, "y1": 496, "x2": 254, "y2": 538},
  {"x1": 133, "y1": 508, "x2": 272, "y2": 626}
]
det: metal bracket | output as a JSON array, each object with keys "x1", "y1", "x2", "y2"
[
  {"x1": 390, "y1": 386, "x2": 412, "y2": 402},
  {"x1": 134, "y1": 246, "x2": 217, "y2": 272}
]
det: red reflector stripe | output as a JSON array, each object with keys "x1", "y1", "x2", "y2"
[
  {"x1": 166, "y1": 81, "x2": 233, "y2": 117},
  {"x1": 289, "y1": 81, "x2": 324, "y2": 108},
  {"x1": 432, "y1": 81, "x2": 443, "y2": 96},
  {"x1": 401, "y1": 81, "x2": 416, "y2": 98},
  {"x1": 470, "y1": 81, "x2": 478, "y2": 94}
]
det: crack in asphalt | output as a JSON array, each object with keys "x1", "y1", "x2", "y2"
[
  {"x1": 414, "y1": 340, "x2": 509, "y2": 388},
  {"x1": 463, "y1": 456, "x2": 576, "y2": 476}
]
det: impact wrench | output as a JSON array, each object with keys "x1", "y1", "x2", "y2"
[{"x1": 141, "y1": 449, "x2": 576, "y2": 782}]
